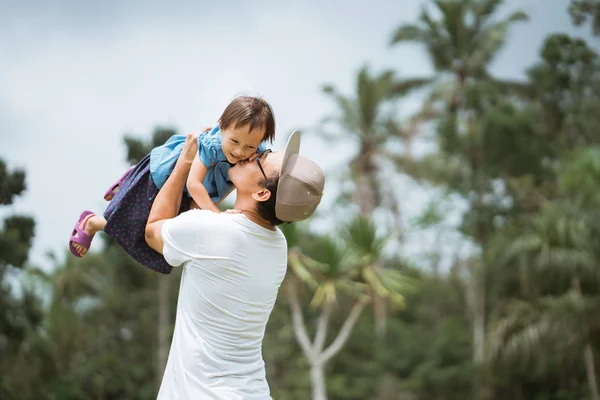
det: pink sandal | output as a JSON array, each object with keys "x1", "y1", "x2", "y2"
[
  {"x1": 103, "y1": 166, "x2": 134, "y2": 201},
  {"x1": 69, "y1": 210, "x2": 96, "y2": 257}
]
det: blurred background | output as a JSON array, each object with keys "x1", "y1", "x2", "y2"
[{"x1": 1, "y1": 0, "x2": 599, "y2": 399}]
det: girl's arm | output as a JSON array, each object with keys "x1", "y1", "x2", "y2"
[{"x1": 186, "y1": 153, "x2": 220, "y2": 213}]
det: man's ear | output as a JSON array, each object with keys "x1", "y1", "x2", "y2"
[{"x1": 252, "y1": 188, "x2": 272, "y2": 203}]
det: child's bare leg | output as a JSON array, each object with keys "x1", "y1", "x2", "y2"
[{"x1": 71, "y1": 215, "x2": 107, "y2": 256}]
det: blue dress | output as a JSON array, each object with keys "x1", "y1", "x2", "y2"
[
  {"x1": 150, "y1": 126, "x2": 254, "y2": 202},
  {"x1": 103, "y1": 126, "x2": 265, "y2": 274}
]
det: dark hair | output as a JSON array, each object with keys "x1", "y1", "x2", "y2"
[
  {"x1": 256, "y1": 175, "x2": 284, "y2": 226},
  {"x1": 219, "y1": 96, "x2": 276, "y2": 143}
]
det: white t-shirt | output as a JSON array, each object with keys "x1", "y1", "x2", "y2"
[{"x1": 156, "y1": 210, "x2": 288, "y2": 400}]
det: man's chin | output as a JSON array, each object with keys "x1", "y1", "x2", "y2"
[{"x1": 227, "y1": 169, "x2": 237, "y2": 182}]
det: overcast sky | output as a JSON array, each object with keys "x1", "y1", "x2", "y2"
[{"x1": 0, "y1": 0, "x2": 595, "y2": 272}]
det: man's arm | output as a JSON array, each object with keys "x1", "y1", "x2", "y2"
[{"x1": 145, "y1": 134, "x2": 198, "y2": 254}]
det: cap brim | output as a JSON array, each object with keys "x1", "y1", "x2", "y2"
[
  {"x1": 281, "y1": 130, "x2": 301, "y2": 172},
  {"x1": 275, "y1": 130, "x2": 301, "y2": 221}
]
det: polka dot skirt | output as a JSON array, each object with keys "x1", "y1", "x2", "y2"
[{"x1": 103, "y1": 153, "x2": 190, "y2": 274}]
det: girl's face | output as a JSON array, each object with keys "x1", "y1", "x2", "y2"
[{"x1": 220, "y1": 123, "x2": 265, "y2": 164}]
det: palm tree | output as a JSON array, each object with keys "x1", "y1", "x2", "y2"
[
  {"x1": 282, "y1": 217, "x2": 412, "y2": 400},
  {"x1": 321, "y1": 64, "x2": 428, "y2": 216},
  {"x1": 569, "y1": 0, "x2": 600, "y2": 36},
  {"x1": 389, "y1": 2, "x2": 529, "y2": 377},
  {"x1": 389, "y1": 0, "x2": 529, "y2": 111},
  {"x1": 320, "y1": 64, "x2": 427, "y2": 336},
  {"x1": 488, "y1": 203, "x2": 600, "y2": 400}
]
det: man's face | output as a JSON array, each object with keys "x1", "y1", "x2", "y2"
[
  {"x1": 220, "y1": 123, "x2": 265, "y2": 164},
  {"x1": 229, "y1": 151, "x2": 283, "y2": 195}
]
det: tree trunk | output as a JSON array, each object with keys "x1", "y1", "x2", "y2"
[
  {"x1": 311, "y1": 363, "x2": 327, "y2": 400},
  {"x1": 354, "y1": 166, "x2": 386, "y2": 339},
  {"x1": 287, "y1": 275, "x2": 368, "y2": 400},
  {"x1": 465, "y1": 259, "x2": 487, "y2": 399},
  {"x1": 466, "y1": 260, "x2": 486, "y2": 364},
  {"x1": 473, "y1": 281, "x2": 485, "y2": 364},
  {"x1": 156, "y1": 277, "x2": 171, "y2": 388},
  {"x1": 374, "y1": 296, "x2": 387, "y2": 339},
  {"x1": 584, "y1": 343, "x2": 599, "y2": 400},
  {"x1": 570, "y1": 277, "x2": 600, "y2": 400},
  {"x1": 354, "y1": 173, "x2": 375, "y2": 216}
]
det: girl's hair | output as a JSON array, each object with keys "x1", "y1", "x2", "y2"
[{"x1": 219, "y1": 96, "x2": 276, "y2": 143}]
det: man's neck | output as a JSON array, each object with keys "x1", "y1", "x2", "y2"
[{"x1": 234, "y1": 199, "x2": 276, "y2": 231}]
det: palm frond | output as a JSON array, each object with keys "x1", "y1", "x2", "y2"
[
  {"x1": 343, "y1": 216, "x2": 386, "y2": 262},
  {"x1": 488, "y1": 290, "x2": 598, "y2": 370},
  {"x1": 473, "y1": 0, "x2": 504, "y2": 22},
  {"x1": 390, "y1": 77, "x2": 434, "y2": 97},
  {"x1": 491, "y1": 78, "x2": 534, "y2": 98},
  {"x1": 468, "y1": 11, "x2": 528, "y2": 71},
  {"x1": 322, "y1": 84, "x2": 361, "y2": 135},
  {"x1": 302, "y1": 235, "x2": 348, "y2": 278},
  {"x1": 288, "y1": 251, "x2": 319, "y2": 288},
  {"x1": 389, "y1": 24, "x2": 429, "y2": 45}
]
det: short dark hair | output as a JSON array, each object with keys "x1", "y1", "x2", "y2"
[
  {"x1": 256, "y1": 175, "x2": 284, "y2": 226},
  {"x1": 219, "y1": 96, "x2": 276, "y2": 144}
]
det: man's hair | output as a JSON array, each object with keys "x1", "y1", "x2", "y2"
[
  {"x1": 219, "y1": 96, "x2": 276, "y2": 143},
  {"x1": 256, "y1": 175, "x2": 284, "y2": 226}
]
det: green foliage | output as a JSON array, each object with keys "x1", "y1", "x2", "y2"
[
  {"x1": 527, "y1": 33, "x2": 600, "y2": 151},
  {"x1": 4, "y1": 2, "x2": 600, "y2": 399},
  {"x1": 124, "y1": 126, "x2": 177, "y2": 164},
  {"x1": 569, "y1": 0, "x2": 600, "y2": 35},
  {"x1": 0, "y1": 160, "x2": 26, "y2": 205},
  {"x1": 0, "y1": 158, "x2": 42, "y2": 399}
]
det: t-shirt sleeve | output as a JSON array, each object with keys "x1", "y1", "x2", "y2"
[
  {"x1": 257, "y1": 142, "x2": 268, "y2": 153},
  {"x1": 197, "y1": 134, "x2": 220, "y2": 168},
  {"x1": 161, "y1": 210, "x2": 218, "y2": 267}
]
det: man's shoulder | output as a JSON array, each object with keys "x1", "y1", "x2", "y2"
[
  {"x1": 167, "y1": 209, "x2": 221, "y2": 231},
  {"x1": 176, "y1": 209, "x2": 217, "y2": 221},
  {"x1": 172, "y1": 210, "x2": 248, "y2": 230},
  {"x1": 171, "y1": 211, "x2": 287, "y2": 242}
]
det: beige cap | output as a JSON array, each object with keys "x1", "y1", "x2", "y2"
[{"x1": 275, "y1": 131, "x2": 325, "y2": 222}]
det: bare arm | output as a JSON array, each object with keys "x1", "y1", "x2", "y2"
[
  {"x1": 186, "y1": 153, "x2": 220, "y2": 213},
  {"x1": 145, "y1": 134, "x2": 197, "y2": 254}
]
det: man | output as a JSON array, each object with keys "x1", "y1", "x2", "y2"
[{"x1": 145, "y1": 131, "x2": 325, "y2": 399}]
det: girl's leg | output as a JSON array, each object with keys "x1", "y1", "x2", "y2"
[
  {"x1": 71, "y1": 215, "x2": 107, "y2": 257},
  {"x1": 104, "y1": 165, "x2": 135, "y2": 201}
]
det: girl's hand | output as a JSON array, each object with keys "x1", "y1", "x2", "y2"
[{"x1": 180, "y1": 134, "x2": 199, "y2": 164}]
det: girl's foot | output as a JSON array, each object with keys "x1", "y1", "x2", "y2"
[
  {"x1": 69, "y1": 212, "x2": 105, "y2": 257},
  {"x1": 104, "y1": 185, "x2": 119, "y2": 201},
  {"x1": 104, "y1": 165, "x2": 135, "y2": 201}
]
